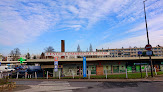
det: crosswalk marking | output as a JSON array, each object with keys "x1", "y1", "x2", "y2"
[{"x1": 16, "y1": 81, "x2": 84, "y2": 92}]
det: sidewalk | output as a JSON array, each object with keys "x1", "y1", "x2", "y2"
[{"x1": 10, "y1": 75, "x2": 163, "y2": 82}]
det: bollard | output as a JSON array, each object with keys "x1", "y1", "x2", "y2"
[
  {"x1": 27, "y1": 74, "x2": 29, "y2": 78},
  {"x1": 59, "y1": 71, "x2": 60, "y2": 79},
  {"x1": 0, "y1": 73, "x2": 1, "y2": 79},
  {"x1": 88, "y1": 70, "x2": 91, "y2": 79},
  {"x1": 72, "y1": 71, "x2": 74, "y2": 79},
  {"x1": 146, "y1": 68, "x2": 148, "y2": 77},
  {"x1": 126, "y1": 68, "x2": 128, "y2": 78},
  {"x1": 25, "y1": 72, "x2": 27, "y2": 79},
  {"x1": 35, "y1": 72, "x2": 37, "y2": 79},
  {"x1": 8, "y1": 73, "x2": 9, "y2": 79},
  {"x1": 105, "y1": 70, "x2": 107, "y2": 79},
  {"x1": 53, "y1": 69, "x2": 55, "y2": 78},
  {"x1": 154, "y1": 67, "x2": 157, "y2": 75},
  {"x1": 47, "y1": 71, "x2": 48, "y2": 79},
  {"x1": 2, "y1": 73, "x2": 4, "y2": 78},
  {"x1": 16, "y1": 72, "x2": 19, "y2": 79}
]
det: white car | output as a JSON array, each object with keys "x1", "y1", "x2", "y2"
[{"x1": 0, "y1": 66, "x2": 15, "y2": 72}]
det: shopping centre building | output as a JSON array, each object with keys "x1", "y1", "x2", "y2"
[{"x1": 1, "y1": 41, "x2": 163, "y2": 77}]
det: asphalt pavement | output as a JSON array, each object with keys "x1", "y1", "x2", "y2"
[
  {"x1": 3, "y1": 75, "x2": 163, "y2": 92},
  {"x1": 3, "y1": 80, "x2": 163, "y2": 92}
]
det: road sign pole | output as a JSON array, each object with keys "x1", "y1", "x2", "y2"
[
  {"x1": 149, "y1": 56, "x2": 153, "y2": 77},
  {"x1": 139, "y1": 56, "x2": 142, "y2": 78},
  {"x1": 144, "y1": 0, "x2": 153, "y2": 77},
  {"x1": 54, "y1": 56, "x2": 59, "y2": 78}
]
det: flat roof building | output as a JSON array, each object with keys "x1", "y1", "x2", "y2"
[{"x1": 96, "y1": 46, "x2": 163, "y2": 58}]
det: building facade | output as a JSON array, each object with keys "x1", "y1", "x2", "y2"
[{"x1": 96, "y1": 46, "x2": 163, "y2": 57}]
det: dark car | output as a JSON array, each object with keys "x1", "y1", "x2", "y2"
[{"x1": 10, "y1": 70, "x2": 27, "y2": 78}]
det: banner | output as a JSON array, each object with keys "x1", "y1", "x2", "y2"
[
  {"x1": 45, "y1": 52, "x2": 110, "y2": 56},
  {"x1": 83, "y1": 57, "x2": 86, "y2": 78}
]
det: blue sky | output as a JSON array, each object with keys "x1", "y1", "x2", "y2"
[{"x1": 0, "y1": 0, "x2": 163, "y2": 56}]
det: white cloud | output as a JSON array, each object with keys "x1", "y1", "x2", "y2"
[
  {"x1": 98, "y1": 11, "x2": 163, "y2": 49},
  {"x1": 0, "y1": 0, "x2": 162, "y2": 46},
  {"x1": 98, "y1": 30, "x2": 163, "y2": 49},
  {"x1": 126, "y1": 14, "x2": 163, "y2": 33}
]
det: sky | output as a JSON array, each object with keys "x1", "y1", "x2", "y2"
[{"x1": 0, "y1": 0, "x2": 163, "y2": 56}]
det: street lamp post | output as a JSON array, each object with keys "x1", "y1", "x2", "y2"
[{"x1": 143, "y1": 0, "x2": 153, "y2": 77}]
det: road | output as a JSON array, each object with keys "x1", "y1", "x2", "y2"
[{"x1": 4, "y1": 80, "x2": 163, "y2": 92}]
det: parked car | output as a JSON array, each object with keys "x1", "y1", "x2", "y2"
[
  {"x1": 10, "y1": 70, "x2": 27, "y2": 78},
  {"x1": 0, "y1": 66, "x2": 15, "y2": 72}
]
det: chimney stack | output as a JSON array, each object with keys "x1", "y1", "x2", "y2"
[
  {"x1": 61, "y1": 40, "x2": 65, "y2": 59},
  {"x1": 61, "y1": 40, "x2": 65, "y2": 52}
]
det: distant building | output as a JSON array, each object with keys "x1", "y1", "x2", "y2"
[
  {"x1": 7, "y1": 55, "x2": 20, "y2": 61},
  {"x1": 96, "y1": 46, "x2": 163, "y2": 57},
  {"x1": 31, "y1": 54, "x2": 40, "y2": 59},
  {"x1": 7, "y1": 54, "x2": 26, "y2": 61}
]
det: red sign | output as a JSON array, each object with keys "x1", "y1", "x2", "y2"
[
  {"x1": 54, "y1": 56, "x2": 58, "y2": 61},
  {"x1": 145, "y1": 44, "x2": 152, "y2": 50},
  {"x1": 45, "y1": 52, "x2": 110, "y2": 56}
]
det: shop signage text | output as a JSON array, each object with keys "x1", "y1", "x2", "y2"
[{"x1": 45, "y1": 52, "x2": 110, "y2": 56}]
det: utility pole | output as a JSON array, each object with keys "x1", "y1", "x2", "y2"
[{"x1": 143, "y1": 0, "x2": 153, "y2": 77}]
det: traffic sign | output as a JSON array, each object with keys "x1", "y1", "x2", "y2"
[
  {"x1": 54, "y1": 65, "x2": 58, "y2": 69},
  {"x1": 145, "y1": 44, "x2": 152, "y2": 50},
  {"x1": 146, "y1": 50, "x2": 152, "y2": 56},
  {"x1": 54, "y1": 57, "x2": 58, "y2": 72},
  {"x1": 138, "y1": 51, "x2": 142, "y2": 55},
  {"x1": 54, "y1": 56, "x2": 58, "y2": 61},
  {"x1": 54, "y1": 61, "x2": 58, "y2": 66},
  {"x1": 54, "y1": 68, "x2": 58, "y2": 72}
]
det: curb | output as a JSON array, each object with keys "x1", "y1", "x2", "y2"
[{"x1": 9, "y1": 79, "x2": 163, "y2": 82}]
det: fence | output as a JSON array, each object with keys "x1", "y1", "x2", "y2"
[{"x1": 0, "y1": 67, "x2": 163, "y2": 79}]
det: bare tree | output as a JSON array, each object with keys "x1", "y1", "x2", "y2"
[
  {"x1": 40, "y1": 52, "x2": 45, "y2": 59},
  {"x1": 33, "y1": 55, "x2": 37, "y2": 59},
  {"x1": 10, "y1": 48, "x2": 21, "y2": 61},
  {"x1": 10, "y1": 50, "x2": 14, "y2": 60},
  {"x1": 44, "y1": 46, "x2": 55, "y2": 52},
  {"x1": 25, "y1": 53, "x2": 30, "y2": 59},
  {"x1": 89, "y1": 44, "x2": 93, "y2": 52},
  {"x1": 77, "y1": 44, "x2": 81, "y2": 52}
]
